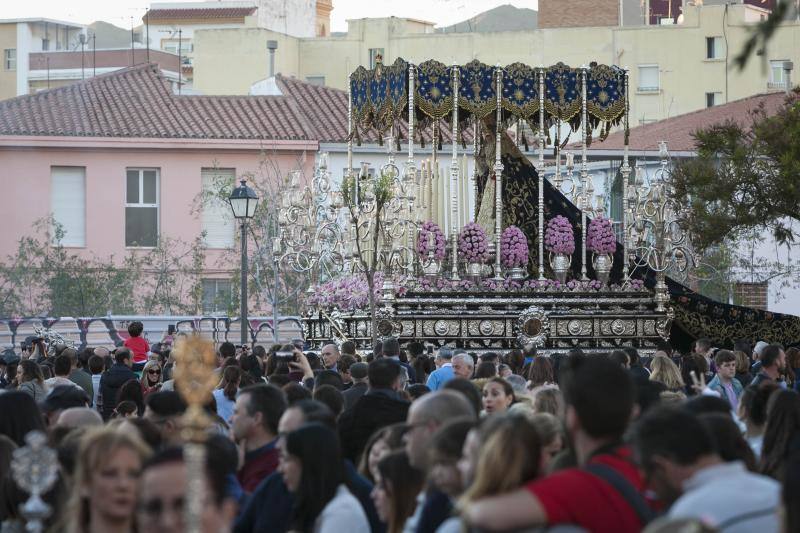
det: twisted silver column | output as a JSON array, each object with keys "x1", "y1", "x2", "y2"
[{"x1": 492, "y1": 66, "x2": 504, "y2": 281}]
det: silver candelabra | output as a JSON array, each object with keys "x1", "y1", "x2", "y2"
[{"x1": 628, "y1": 141, "x2": 698, "y2": 312}]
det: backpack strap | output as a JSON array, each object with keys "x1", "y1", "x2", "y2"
[{"x1": 584, "y1": 463, "x2": 655, "y2": 526}]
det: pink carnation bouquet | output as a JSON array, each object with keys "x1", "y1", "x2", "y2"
[
  {"x1": 500, "y1": 226, "x2": 529, "y2": 268},
  {"x1": 544, "y1": 216, "x2": 575, "y2": 255},
  {"x1": 458, "y1": 222, "x2": 489, "y2": 263},
  {"x1": 416, "y1": 221, "x2": 446, "y2": 261},
  {"x1": 586, "y1": 216, "x2": 617, "y2": 255}
]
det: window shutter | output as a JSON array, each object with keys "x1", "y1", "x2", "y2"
[
  {"x1": 51, "y1": 167, "x2": 86, "y2": 247},
  {"x1": 201, "y1": 168, "x2": 235, "y2": 248},
  {"x1": 638, "y1": 66, "x2": 659, "y2": 91}
]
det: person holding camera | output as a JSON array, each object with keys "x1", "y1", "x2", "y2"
[{"x1": 269, "y1": 345, "x2": 314, "y2": 383}]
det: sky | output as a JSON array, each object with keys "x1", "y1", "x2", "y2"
[{"x1": 0, "y1": 0, "x2": 536, "y2": 30}]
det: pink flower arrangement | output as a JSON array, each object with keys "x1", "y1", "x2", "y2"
[
  {"x1": 458, "y1": 222, "x2": 489, "y2": 263},
  {"x1": 307, "y1": 272, "x2": 387, "y2": 311},
  {"x1": 544, "y1": 216, "x2": 575, "y2": 255},
  {"x1": 566, "y1": 279, "x2": 604, "y2": 291},
  {"x1": 586, "y1": 216, "x2": 617, "y2": 255},
  {"x1": 417, "y1": 221, "x2": 446, "y2": 261},
  {"x1": 500, "y1": 226, "x2": 529, "y2": 268}
]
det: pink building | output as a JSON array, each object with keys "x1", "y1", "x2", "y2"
[{"x1": 0, "y1": 63, "x2": 317, "y2": 314}]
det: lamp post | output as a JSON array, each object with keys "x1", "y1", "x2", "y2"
[{"x1": 229, "y1": 179, "x2": 259, "y2": 346}]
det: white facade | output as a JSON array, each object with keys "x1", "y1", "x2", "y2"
[
  {"x1": 145, "y1": 1, "x2": 259, "y2": 65},
  {"x1": 3, "y1": 18, "x2": 85, "y2": 97},
  {"x1": 257, "y1": 0, "x2": 315, "y2": 38}
]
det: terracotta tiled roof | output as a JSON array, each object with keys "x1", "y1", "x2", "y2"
[
  {"x1": 0, "y1": 64, "x2": 313, "y2": 140},
  {"x1": 584, "y1": 91, "x2": 790, "y2": 153},
  {"x1": 144, "y1": 7, "x2": 257, "y2": 21},
  {"x1": 274, "y1": 74, "x2": 475, "y2": 145}
]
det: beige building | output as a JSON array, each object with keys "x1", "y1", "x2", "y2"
[
  {"x1": 193, "y1": 2, "x2": 799, "y2": 124},
  {"x1": 0, "y1": 18, "x2": 85, "y2": 101}
]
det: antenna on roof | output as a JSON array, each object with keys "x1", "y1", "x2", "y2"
[
  {"x1": 130, "y1": 16, "x2": 135, "y2": 67},
  {"x1": 93, "y1": 33, "x2": 96, "y2": 78},
  {"x1": 178, "y1": 28, "x2": 182, "y2": 95},
  {"x1": 145, "y1": 9, "x2": 150, "y2": 63},
  {"x1": 79, "y1": 33, "x2": 86, "y2": 80}
]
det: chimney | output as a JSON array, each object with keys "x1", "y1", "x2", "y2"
[
  {"x1": 784, "y1": 60, "x2": 794, "y2": 94},
  {"x1": 267, "y1": 40, "x2": 278, "y2": 77}
]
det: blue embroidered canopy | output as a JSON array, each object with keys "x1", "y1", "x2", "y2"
[{"x1": 348, "y1": 58, "x2": 628, "y2": 144}]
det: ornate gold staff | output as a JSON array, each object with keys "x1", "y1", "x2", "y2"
[{"x1": 173, "y1": 335, "x2": 218, "y2": 533}]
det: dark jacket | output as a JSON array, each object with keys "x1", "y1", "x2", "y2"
[
  {"x1": 342, "y1": 381, "x2": 368, "y2": 411},
  {"x1": 736, "y1": 371, "x2": 753, "y2": 387},
  {"x1": 339, "y1": 389, "x2": 410, "y2": 464},
  {"x1": 69, "y1": 368, "x2": 93, "y2": 399},
  {"x1": 233, "y1": 460, "x2": 383, "y2": 533},
  {"x1": 416, "y1": 488, "x2": 453, "y2": 533},
  {"x1": 628, "y1": 365, "x2": 651, "y2": 385},
  {"x1": 98, "y1": 363, "x2": 137, "y2": 420},
  {"x1": 750, "y1": 371, "x2": 775, "y2": 389}
]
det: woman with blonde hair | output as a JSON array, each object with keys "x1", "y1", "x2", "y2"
[
  {"x1": 139, "y1": 360, "x2": 162, "y2": 397},
  {"x1": 458, "y1": 414, "x2": 542, "y2": 507},
  {"x1": 62, "y1": 426, "x2": 151, "y2": 533},
  {"x1": 649, "y1": 354, "x2": 685, "y2": 392}
]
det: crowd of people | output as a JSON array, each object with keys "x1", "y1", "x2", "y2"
[{"x1": 1, "y1": 324, "x2": 799, "y2": 533}]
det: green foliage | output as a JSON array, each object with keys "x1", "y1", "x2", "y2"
[
  {"x1": 195, "y1": 158, "x2": 311, "y2": 318},
  {"x1": 686, "y1": 243, "x2": 737, "y2": 304},
  {"x1": 0, "y1": 217, "x2": 207, "y2": 317},
  {"x1": 734, "y1": 0, "x2": 792, "y2": 70},
  {"x1": 142, "y1": 235, "x2": 207, "y2": 315},
  {"x1": 374, "y1": 170, "x2": 394, "y2": 208},
  {"x1": 671, "y1": 91, "x2": 800, "y2": 251}
]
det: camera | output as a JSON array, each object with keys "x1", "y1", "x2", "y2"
[{"x1": 275, "y1": 351, "x2": 295, "y2": 360}]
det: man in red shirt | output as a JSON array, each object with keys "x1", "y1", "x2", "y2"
[
  {"x1": 464, "y1": 355, "x2": 653, "y2": 532},
  {"x1": 123, "y1": 321, "x2": 149, "y2": 364},
  {"x1": 230, "y1": 383, "x2": 287, "y2": 493}
]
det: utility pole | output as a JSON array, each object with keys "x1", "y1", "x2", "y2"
[
  {"x1": 145, "y1": 9, "x2": 150, "y2": 63},
  {"x1": 178, "y1": 28, "x2": 182, "y2": 94},
  {"x1": 130, "y1": 17, "x2": 134, "y2": 66},
  {"x1": 80, "y1": 33, "x2": 85, "y2": 80}
]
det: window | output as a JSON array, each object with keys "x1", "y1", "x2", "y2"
[
  {"x1": 125, "y1": 169, "x2": 159, "y2": 247},
  {"x1": 201, "y1": 168, "x2": 235, "y2": 248},
  {"x1": 306, "y1": 76, "x2": 325, "y2": 86},
  {"x1": 769, "y1": 60, "x2": 788, "y2": 87},
  {"x1": 369, "y1": 48, "x2": 384, "y2": 69},
  {"x1": 4, "y1": 49, "x2": 16, "y2": 71},
  {"x1": 51, "y1": 167, "x2": 86, "y2": 247},
  {"x1": 706, "y1": 92, "x2": 721, "y2": 108},
  {"x1": 637, "y1": 65, "x2": 659, "y2": 92},
  {"x1": 162, "y1": 40, "x2": 192, "y2": 55},
  {"x1": 706, "y1": 37, "x2": 723, "y2": 59},
  {"x1": 42, "y1": 38, "x2": 50, "y2": 51},
  {"x1": 202, "y1": 279, "x2": 232, "y2": 314}
]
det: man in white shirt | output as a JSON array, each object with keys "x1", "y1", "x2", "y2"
[{"x1": 631, "y1": 406, "x2": 780, "y2": 533}]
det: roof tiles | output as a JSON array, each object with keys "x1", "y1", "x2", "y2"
[
  {"x1": 144, "y1": 7, "x2": 257, "y2": 21},
  {"x1": 0, "y1": 64, "x2": 314, "y2": 141},
  {"x1": 585, "y1": 92, "x2": 791, "y2": 153},
  {"x1": 0, "y1": 64, "x2": 479, "y2": 145}
]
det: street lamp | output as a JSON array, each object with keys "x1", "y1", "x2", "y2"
[{"x1": 229, "y1": 179, "x2": 259, "y2": 346}]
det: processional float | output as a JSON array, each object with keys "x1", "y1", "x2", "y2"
[{"x1": 277, "y1": 56, "x2": 697, "y2": 354}]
